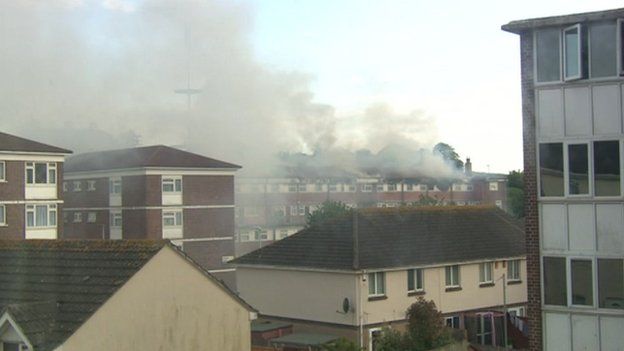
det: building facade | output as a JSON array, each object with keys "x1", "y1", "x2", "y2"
[
  {"x1": 234, "y1": 206, "x2": 527, "y2": 350},
  {"x1": 62, "y1": 145, "x2": 240, "y2": 286},
  {"x1": 503, "y1": 8, "x2": 624, "y2": 350},
  {"x1": 235, "y1": 168, "x2": 508, "y2": 256},
  {"x1": 0, "y1": 132, "x2": 71, "y2": 240}
]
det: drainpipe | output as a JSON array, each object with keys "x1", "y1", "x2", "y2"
[{"x1": 353, "y1": 210, "x2": 363, "y2": 349}]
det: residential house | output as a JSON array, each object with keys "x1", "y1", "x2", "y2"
[
  {"x1": 0, "y1": 132, "x2": 71, "y2": 240},
  {"x1": 0, "y1": 240, "x2": 256, "y2": 351},
  {"x1": 233, "y1": 206, "x2": 527, "y2": 350},
  {"x1": 503, "y1": 8, "x2": 624, "y2": 350},
  {"x1": 62, "y1": 145, "x2": 240, "y2": 287}
]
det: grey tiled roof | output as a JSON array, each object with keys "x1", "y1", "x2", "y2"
[
  {"x1": 65, "y1": 145, "x2": 241, "y2": 173},
  {"x1": 0, "y1": 240, "x2": 166, "y2": 351},
  {"x1": 0, "y1": 132, "x2": 72, "y2": 154},
  {"x1": 232, "y1": 206, "x2": 525, "y2": 270}
]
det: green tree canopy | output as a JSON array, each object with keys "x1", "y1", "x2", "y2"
[
  {"x1": 306, "y1": 200, "x2": 352, "y2": 228},
  {"x1": 433, "y1": 143, "x2": 464, "y2": 170},
  {"x1": 507, "y1": 170, "x2": 524, "y2": 218}
]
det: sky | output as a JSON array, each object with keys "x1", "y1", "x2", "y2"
[
  {"x1": 248, "y1": 0, "x2": 624, "y2": 173},
  {"x1": 2, "y1": 0, "x2": 623, "y2": 175}
]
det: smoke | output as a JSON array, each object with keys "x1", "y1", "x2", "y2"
[{"x1": 0, "y1": 0, "x2": 453, "y2": 177}]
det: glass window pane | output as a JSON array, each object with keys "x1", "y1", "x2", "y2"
[
  {"x1": 594, "y1": 141, "x2": 620, "y2": 196},
  {"x1": 536, "y1": 29, "x2": 561, "y2": 82},
  {"x1": 175, "y1": 179, "x2": 182, "y2": 192},
  {"x1": 368, "y1": 273, "x2": 375, "y2": 295},
  {"x1": 540, "y1": 143, "x2": 564, "y2": 196},
  {"x1": 48, "y1": 167, "x2": 56, "y2": 184},
  {"x1": 572, "y1": 259, "x2": 593, "y2": 306},
  {"x1": 49, "y1": 207, "x2": 56, "y2": 226},
  {"x1": 36, "y1": 205, "x2": 48, "y2": 226},
  {"x1": 27, "y1": 210, "x2": 34, "y2": 227},
  {"x1": 378, "y1": 273, "x2": 385, "y2": 294},
  {"x1": 416, "y1": 269, "x2": 423, "y2": 290},
  {"x1": 34, "y1": 163, "x2": 47, "y2": 184},
  {"x1": 544, "y1": 257, "x2": 567, "y2": 305},
  {"x1": 590, "y1": 22, "x2": 617, "y2": 78},
  {"x1": 568, "y1": 144, "x2": 589, "y2": 195},
  {"x1": 407, "y1": 269, "x2": 414, "y2": 291},
  {"x1": 0, "y1": 205, "x2": 5, "y2": 223},
  {"x1": 564, "y1": 27, "x2": 580, "y2": 78},
  {"x1": 175, "y1": 211, "x2": 182, "y2": 224},
  {"x1": 446, "y1": 267, "x2": 451, "y2": 286},
  {"x1": 0, "y1": 162, "x2": 5, "y2": 180},
  {"x1": 598, "y1": 259, "x2": 624, "y2": 309}
]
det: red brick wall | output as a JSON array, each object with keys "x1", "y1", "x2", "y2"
[
  {"x1": 184, "y1": 207, "x2": 234, "y2": 239},
  {"x1": 122, "y1": 209, "x2": 162, "y2": 239},
  {"x1": 0, "y1": 161, "x2": 24, "y2": 200},
  {"x1": 182, "y1": 239, "x2": 234, "y2": 270},
  {"x1": 122, "y1": 175, "x2": 161, "y2": 207},
  {"x1": 183, "y1": 175, "x2": 234, "y2": 206},
  {"x1": 64, "y1": 177, "x2": 109, "y2": 208},
  {"x1": 0, "y1": 204, "x2": 25, "y2": 239},
  {"x1": 62, "y1": 209, "x2": 109, "y2": 239}
]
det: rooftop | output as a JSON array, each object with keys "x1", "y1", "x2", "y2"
[
  {"x1": 0, "y1": 131, "x2": 72, "y2": 154},
  {"x1": 64, "y1": 145, "x2": 241, "y2": 173},
  {"x1": 502, "y1": 7, "x2": 624, "y2": 33},
  {"x1": 232, "y1": 206, "x2": 525, "y2": 271}
]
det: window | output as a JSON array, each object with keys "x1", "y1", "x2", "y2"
[
  {"x1": 376, "y1": 184, "x2": 384, "y2": 192},
  {"x1": 87, "y1": 180, "x2": 96, "y2": 191},
  {"x1": 290, "y1": 205, "x2": 297, "y2": 216},
  {"x1": 298, "y1": 205, "x2": 306, "y2": 216},
  {"x1": 272, "y1": 206, "x2": 286, "y2": 218},
  {"x1": 589, "y1": 21, "x2": 617, "y2": 78},
  {"x1": 598, "y1": 259, "x2": 624, "y2": 309},
  {"x1": 405, "y1": 184, "x2": 413, "y2": 191},
  {"x1": 387, "y1": 184, "x2": 397, "y2": 191},
  {"x1": 571, "y1": 259, "x2": 593, "y2": 306},
  {"x1": 163, "y1": 211, "x2": 182, "y2": 227},
  {"x1": 109, "y1": 179, "x2": 122, "y2": 194},
  {"x1": 62, "y1": 182, "x2": 68, "y2": 192},
  {"x1": 536, "y1": 28, "x2": 561, "y2": 82},
  {"x1": 254, "y1": 229, "x2": 269, "y2": 241},
  {"x1": 445, "y1": 265, "x2": 460, "y2": 288},
  {"x1": 288, "y1": 184, "x2": 297, "y2": 192},
  {"x1": 73, "y1": 181, "x2": 81, "y2": 192},
  {"x1": 594, "y1": 140, "x2": 620, "y2": 196},
  {"x1": 73, "y1": 212, "x2": 82, "y2": 223},
  {"x1": 508, "y1": 260, "x2": 521, "y2": 281},
  {"x1": 479, "y1": 262, "x2": 493, "y2": 284},
  {"x1": 0, "y1": 161, "x2": 5, "y2": 181},
  {"x1": 329, "y1": 184, "x2": 338, "y2": 192},
  {"x1": 298, "y1": 184, "x2": 306, "y2": 192},
  {"x1": 407, "y1": 268, "x2": 424, "y2": 292},
  {"x1": 0, "y1": 205, "x2": 5, "y2": 225},
  {"x1": 270, "y1": 184, "x2": 279, "y2": 192},
  {"x1": 110, "y1": 212, "x2": 122, "y2": 227},
  {"x1": 87, "y1": 212, "x2": 97, "y2": 223},
  {"x1": 25, "y1": 162, "x2": 56, "y2": 184},
  {"x1": 476, "y1": 314, "x2": 494, "y2": 345},
  {"x1": 539, "y1": 143, "x2": 564, "y2": 196},
  {"x1": 563, "y1": 24, "x2": 583, "y2": 80},
  {"x1": 544, "y1": 257, "x2": 567, "y2": 306},
  {"x1": 362, "y1": 184, "x2": 373, "y2": 192},
  {"x1": 489, "y1": 182, "x2": 498, "y2": 191},
  {"x1": 278, "y1": 228, "x2": 289, "y2": 239},
  {"x1": 445, "y1": 316, "x2": 460, "y2": 329},
  {"x1": 239, "y1": 232, "x2": 250, "y2": 242},
  {"x1": 162, "y1": 177, "x2": 182, "y2": 192},
  {"x1": 368, "y1": 272, "x2": 385, "y2": 297},
  {"x1": 620, "y1": 19, "x2": 624, "y2": 75},
  {"x1": 347, "y1": 184, "x2": 356, "y2": 192},
  {"x1": 369, "y1": 328, "x2": 383, "y2": 351},
  {"x1": 315, "y1": 183, "x2": 323, "y2": 192},
  {"x1": 568, "y1": 144, "x2": 589, "y2": 195},
  {"x1": 420, "y1": 184, "x2": 428, "y2": 191},
  {"x1": 466, "y1": 184, "x2": 474, "y2": 191},
  {"x1": 26, "y1": 204, "x2": 56, "y2": 227}
]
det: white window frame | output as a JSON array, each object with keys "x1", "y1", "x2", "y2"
[
  {"x1": 407, "y1": 268, "x2": 424, "y2": 293},
  {"x1": 110, "y1": 212, "x2": 122, "y2": 228},
  {"x1": 368, "y1": 272, "x2": 386, "y2": 297},
  {"x1": 563, "y1": 24, "x2": 583, "y2": 81},
  {"x1": 87, "y1": 180, "x2": 96, "y2": 191},
  {"x1": 109, "y1": 179, "x2": 122, "y2": 194},
  {"x1": 445, "y1": 316, "x2": 460, "y2": 329},
  {"x1": 479, "y1": 262, "x2": 494, "y2": 284},
  {"x1": 489, "y1": 182, "x2": 499, "y2": 191},
  {"x1": 369, "y1": 327, "x2": 383, "y2": 351},
  {"x1": 87, "y1": 212, "x2": 97, "y2": 223},
  {"x1": 297, "y1": 184, "x2": 307, "y2": 192},
  {"x1": 62, "y1": 182, "x2": 68, "y2": 192},
  {"x1": 26, "y1": 204, "x2": 56, "y2": 228},
  {"x1": 73, "y1": 212, "x2": 82, "y2": 223},
  {"x1": 0, "y1": 204, "x2": 5, "y2": 225},
  {"x1": 162, "y1": 210, "x2": 183, "y2": 227},
  {"x1": 288, "y1": 184, "x2": 297, "y2": 192},
  {"x1": 376, "y1": 184, "x2": 384, "y2": 192},
  {"x1": 73, "y1": 181, "x2": 81, "y2": 192},
  {"x1": 25, "y1": 162, "x2": 56, "y2": 185},
  {"x1": 362, "y1": 184, "x2": 373, "y2": 192},
  {"x1": 0, "y1": 161, "x2": 5, "y2": 181},
  {"x1": 162, "y1": 177, "x2": 182, "y2": 193},
  {"x1": 298, "y1": 205, "x2": 306, "y2": 216},
  {"x1": 508, "y1": 260, "x2": 521, "y2": 281},
  {"x1": 445, "y1": 265, "x2": 461, "y2": 288}
]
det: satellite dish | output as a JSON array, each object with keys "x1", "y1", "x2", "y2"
[{"x1": 342, "y1": 298, "x2": 350, "y2": 313}]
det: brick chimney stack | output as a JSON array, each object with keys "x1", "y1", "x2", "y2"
[{"x1": 465, "y1": 158, "x2": 472, "y2": 176}]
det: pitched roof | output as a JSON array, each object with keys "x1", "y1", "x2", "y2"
[
  {"x1": 0, "y1": 240, "x2": 165, "y2": 351},
  {"x1": 232, "y1": 206, "x2": 525, "y2": 270},
  {"x1": 0, "y1": 132, "x2": 72, "y2": 154},
  {"x1": 502, "y1": 7, "x2": 624, "y2": 33},
  {"x1": 64, "y1": 145, "x2": 241, "y2": 173}
]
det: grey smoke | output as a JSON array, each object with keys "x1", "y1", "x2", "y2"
[{"x1": 0, "y1": 0, "x2": 454, "y2": 177}]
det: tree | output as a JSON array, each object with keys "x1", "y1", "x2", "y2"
[
  {"x1": 322, "y1": 338, "x2": 362, "y2": 351},
  {"x1": 507, "y1": 170, "x2": 524, "y2": 218},
  {"x1": 433, "y1": 143, "x2": 464, "y2": 171},
  {"x1": 306, "y1": 200, "x2": 352, "y2": 228}
]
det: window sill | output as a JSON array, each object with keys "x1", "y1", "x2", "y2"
[
  {"x1": 479, "y1": 282, "x2": 495, "y2": 288},
  {"x1": 507, "y1": 280, "x2": 522, "y2": 285},
  {"x1": 408, "y1": 290, "x2": 426, "y2": 297},
  {"x1": 368, "y1": 295, "x2": 388, "y2": 301},
  {"x1": 445, "y1": 287, "x2": 462, "y2": 292}
]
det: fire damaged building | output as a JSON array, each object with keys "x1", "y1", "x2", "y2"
[
  {"x1": 503, "y1": 7, "x2": 624, "y2": 351},
  {"x1": 62, "y1": 145, "x2": 240, "y2": 287},
  {"x1": 235, "y1": 157, "x2": 508, "y2": 256}
]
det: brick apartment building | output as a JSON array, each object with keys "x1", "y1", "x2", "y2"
[
  {"x1": 62, "y1": 145, "x2": 240, "y2": 286},
  {"x1": 0, "y1": 132, "x2": 71, "y2": 240},
  {"x1": 504, "y1": 8, "x2": 624, "y2": 350},
  {"x1": 235, "y1": 160, "x2": 508, "y2": 256}
]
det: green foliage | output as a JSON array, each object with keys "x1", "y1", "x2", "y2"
[
  {"x1": 322, "y1": 338, "x2": 362, "y2": 351},
  {"x1": 507, "y1": 170, "x2": 524, "y2": 218},
  {"x1": 409, "y1": 194, "x2": 442, "y2": 207},
  {"x1": 433, "y1": 143, "x2": 464, "y2": 170},
  {"x1": 306, "y1": 200, "x2": 352, "y2": 228},
  {"x1": 375, "y1": 328, "x2": 407, "y2": 351}
]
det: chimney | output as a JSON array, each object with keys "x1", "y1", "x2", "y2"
[{"x1": 465, "y1": 158, "x2": 472, "y2": 176}]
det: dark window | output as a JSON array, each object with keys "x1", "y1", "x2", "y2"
[
  {"x1": 568, "y1": 144, "x2": 589, "y2": 195},
  {"x1": 594, "y1": 141, "x2": 620, "y2": 196},
  {"x1": 590, "y1": 22, "x2": 617, "y2": 78},
  {"x1": 536, "y1": 29, "x2": 561, "y2": 82},
  {"x1": 571, "y1": 259, "x2": 593, "y2": 306},
  {"x1": 598, "y1": 259, "x2": 624, "y2": 309},
  {"x1": 407, "y1": 268, "x2": 424, "y2": 291},
  {"x1": 539, "y1": 143, "x2": 564, "y2": 196},
  {"x1": 34, "y1": 163, "x2": 47, "y2": 183},
  {"x1": 445, "y1": 316, "x2": 460, "y2": 329},
  {"x1": 2, "y1": 343, "x2": 21, "y2": 351},
  {"x1": 544, "y1": 257, "x2": 567, "y2": 306}
]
